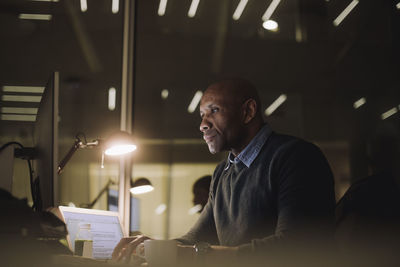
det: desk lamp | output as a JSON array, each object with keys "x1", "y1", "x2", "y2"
[
  {"x1": 58, "y1": 131, "x2": 137, "y2": 175},
  {"x1": 130, "y1": 177, "x2": 154, "y2": 195}
]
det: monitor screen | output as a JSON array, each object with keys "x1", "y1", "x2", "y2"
[
  {"x1": 60, "y1": 207, "x2": 124, "y2": 259},
  {"x1": 33, "y1": 72, "x2": 59, "y2": 211}
]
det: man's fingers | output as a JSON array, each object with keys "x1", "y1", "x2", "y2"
[
  {"x1": 120, "y1": 235, "x2": 150, "y2": 262},
  {"x1": 112, "y1": 236, "x2": 136, "y2": 260}
]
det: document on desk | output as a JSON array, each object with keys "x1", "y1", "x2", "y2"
[{"x1": 59, "y1": 206, "x2": 124, "y2": 260}]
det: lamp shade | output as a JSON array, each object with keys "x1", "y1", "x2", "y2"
[
  {"x1": 103, "y1": 131, "x2": 137, "y2": 156},
  {"x1": 130, "y1": 177, "x2": 154, "y2": 195}
]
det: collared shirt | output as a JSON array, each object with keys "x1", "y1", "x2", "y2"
[{"x1": 224, "y1": 123, "x2": 272, "y2": 170}]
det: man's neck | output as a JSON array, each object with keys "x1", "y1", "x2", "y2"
[{"x1": 231, "y1": 122, "x2": 264, "y2": 156}]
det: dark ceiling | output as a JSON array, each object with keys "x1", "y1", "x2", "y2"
[{"x1": 0, "y1": 0, "x2": 399, "y2": 160}]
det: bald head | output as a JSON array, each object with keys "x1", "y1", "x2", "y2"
[
  {"x1": 204, "y1": 78, "x2": 262, "y2": 117},
  {"x1": 199, "y1": 78, "x2": 264, "y2": 155}
]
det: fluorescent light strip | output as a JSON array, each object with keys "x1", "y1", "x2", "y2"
[
  {"x1": 188, "y1": 91, "x2": 203, "y2": 113},
  {"x1": 262, "y1": 0, "x2": 282, "y2": 21},
  {"x1": 2, "y1": 95, "x2": 42, "y2": 102},
  {"x1": 188, "y1": 0, "x2": 201, "y2": 18},
  {"x1": 31, "y1": 0, "x2": 59, "y2": 2},
  {"x1": 19, "y1": 14, "x2": 52, "y2": 20},
  {"x1": 80, "y1": 0, "x2": 88, "y2": 12},
  {"x1": 1, "y1": 114, "x2": 36, "y2": 122},
  {"x1": 265, "y1": 94, "x2": 287, "y2": 116},
  {"x1": 108, "y1": 87, "x2": 116, "y2": 111},
  {"x1": 353, "y1": 97, "x2": 366, "y2": 109},
  {"x1": 112, "y1": 0, "x2": 119, "y2": 14},
  {"x1": 233, "y1": 0, "x2": 249, "y2": 20},
  {"x1": 1, "y1": 107, "x2": 38, "y2": 114},
  {"x1": 158, "y1": 0, "x2": 168, "y2": 16},
  {"x1": 381, "y1": 107, "x2": 398, "y2": 120},
  {"x1": 2, "y1": 86, "x2": 44, "y2": 93},
  {"x1": 397, "y1": 2, "x2": 400, "y2": 9},
  {"x1": 333, "y1": 0, "x2": 359, "y2": 26}
]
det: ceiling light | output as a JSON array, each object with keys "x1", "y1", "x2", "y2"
[
  {"x1": 333, "y1": 0, "x2": 359, "y2": 26},
  {"x1": 161, "y1": 89, "x2": 169, "y2": 99},
  {"x1": 265, "y1": 94, "x2": 287, "y2": 116},
  {"x1": 381, "y1": 107, "x2": 398, "y2": 120},
  {"x1": 188, "y1": 0, "x2": 200, "y2": 18},
  {"x1": 1, "y1": 114, "x2": 36, "y2": 122},
  {"x1": 1, "y1": 107, "x2": 38, "y2": 114},
  {"x1": 19, "y1": 14, "x2": 52, "y2": 20},
  {"x1": 158, "y1": 0, "x2": 168, "y2": 16},
  {"x1": 232, "y1": 0, "x2": 248, "y2": 20},
  {"x1": 2, "y1": 95, "x2": 42, "y2": 102},
  {"x1": 187, "y1": 91, "x2": 203, "y2": 113},
  {"x1": 80, "y1": 0, "x2": 88, "y2": 12},
  {"x1": 112, "y1": 0, "x2": 119, "y2": 14},
  {"x1": 262, "y1": 20, "x2": 278, "y2": 31},
  {"x1": 397, "y1": 2, "x2": 400, "y2": 9},
  {"x1": 108, "y1": 87, "x2": 116, "y2": 111},
  {"x1": 353, "y1": 97, "x2": 366, "y2": 109},
  {"x1": 262, "y1": 0, "x2": 281, "y2": 21},
  {"x1": 2, "y1": 86, "x2": 44, "y2": 93}
]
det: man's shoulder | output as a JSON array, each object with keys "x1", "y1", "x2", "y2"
[{"x1": 264, "y1": 132, "x2": 321, "y2": 155}]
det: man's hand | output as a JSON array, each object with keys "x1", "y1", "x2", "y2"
[{"x1": 112, "y1": 235, "x2": 151, "y2": 262}]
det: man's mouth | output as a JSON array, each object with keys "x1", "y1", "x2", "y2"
[{"x1": 203, "y1": 134, "x2": 216, "y2": 143}]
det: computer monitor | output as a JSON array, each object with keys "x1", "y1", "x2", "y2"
[{"x1": 33, "y1": 72, "x2": 59, "y2": 211}]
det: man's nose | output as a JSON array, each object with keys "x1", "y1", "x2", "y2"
[{"x1": 199, "y1": 117, "x2": 211, "y2": 132}]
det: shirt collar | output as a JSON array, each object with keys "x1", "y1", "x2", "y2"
[{"x1": 224, "y1": 124, "x2": 272, "y2": 170}]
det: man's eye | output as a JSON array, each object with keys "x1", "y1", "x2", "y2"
[{"x1": 211, "y1": 108, "x2": 219, "y2": 113}]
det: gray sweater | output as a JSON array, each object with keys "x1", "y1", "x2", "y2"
[{"x1": 178, "y1": 127, "x2": 335, "y2": 256}]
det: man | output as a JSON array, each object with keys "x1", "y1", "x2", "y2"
[
  {"x1": 192, "y1": 175, "x2": 212, "y2": 213},
  {"x1": 113, "y1": 79, "x2": 335, "y2": 265}
]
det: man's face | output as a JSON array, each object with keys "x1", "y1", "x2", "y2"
[{"x1": 199, "y1": 86, "x2": 243, "y2": 154}]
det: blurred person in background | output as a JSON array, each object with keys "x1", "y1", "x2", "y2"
[{"x1": 192, "y1": 175, "x2": 211, "y2": 213}]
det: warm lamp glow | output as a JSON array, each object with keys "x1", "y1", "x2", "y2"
[
  {"x1": 130, "y1": 185, "x2": 154, "y2": 195},
  {"x1": 105, "y1": 144, "x2": 137, "y2": 156},
  {"x1": 130, "y1": 178, "x2": 154, "y2": 195},
  {"x1": 103, "y1": 131, "x2": 137, "y2": 156}
]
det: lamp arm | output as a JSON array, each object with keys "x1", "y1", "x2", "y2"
[
  {"x1": 57, "y1": 139, "x2": 82, "y2": 175},
  {"x1": 86, "y1": 180, "x2": 116, "y2": 209},
  {"x1": 58, "y1": 138, "x2": 100, "y2": 175}
]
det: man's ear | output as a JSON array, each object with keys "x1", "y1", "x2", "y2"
[{"x1": 242, "y1": 98, "x2": 257, "y2": 124}]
